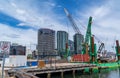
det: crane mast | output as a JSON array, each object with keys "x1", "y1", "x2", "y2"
[
  {"x1": 85, "y1": 17, "x2": 92, "y2": 44},
  {"x1": 81, "y1": 17, "x2": 92, "y2": 54}
]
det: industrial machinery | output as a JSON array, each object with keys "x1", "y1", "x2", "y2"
[
  {"x1": 64, "y1": 8, "x2": 85, "y2": 62},
  {"x1": 64, "y1": 8, "x2": 97, "y2": 63},
  {"x1": 64, "y1": 8, "x2": 81, "y2": 34},
  {"x1": 84, "y1": 17, "x2": 97, "y2": 63},
  {"x1": 97, "y1": 43, "x2": 105, "y2": 58}
]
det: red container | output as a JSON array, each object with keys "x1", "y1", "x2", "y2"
[{"x1": 72, "y1": 54, "x2": 90, "y2": 62}]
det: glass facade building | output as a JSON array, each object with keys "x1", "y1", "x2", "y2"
[
  {"x1": 74, "y1": 33, "x2": 84, "y2": 54},
  {"x1": 57, "y1": 31, "x2": 68, "y2": 57},
  {"x1": 38, "y1": 28, "x2": 55, "y2": 58}
]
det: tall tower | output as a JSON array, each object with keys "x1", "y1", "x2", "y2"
[
  {"x1": 74, "y1": 33, "x2": 84, "y2": 54},
  {"x1": 57, "y1": 31, "x2": 68, "y2": 57},
  {"x1": 38, "y1": 28, "x2": 55, "y2": 59}
]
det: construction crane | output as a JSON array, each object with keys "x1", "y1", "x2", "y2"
[
  {"x1": 97, "y1": 43, "x2": 105, "y2": 59},
  {"x1": 64, "y1": 8, "x2": 92, "y2": 54},
  {"x1": 85, "y1": 17, "x2": 92, "y2": 44},
  {"x1": 82, "y1": 16, "x2": 98, "y2": 63},
  {"x1": 75, "y1": 17, "x2": 105, "y2": 55},
  {"x1": 64, "y1": 8, "x2": 98, "y2": 63},
  {"x1": 64, "y1": 8, "x2": 81, "y2": 34},
  {"x1": 64, "y1": 8, "x2": 82, "y2": 57},
  {"x1": 82, "y1": 17, "x2": 92, "y2": 54}
]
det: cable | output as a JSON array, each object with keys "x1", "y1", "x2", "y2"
[{"x1": 75, "y1": 17, "x2": 103, "y2": 43}]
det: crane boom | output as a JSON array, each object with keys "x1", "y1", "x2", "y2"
[
  {"x1": 98, "y1": 43, "x2": 104, "y2": 53},
  {"x1": 64, "y1": 8, "x2": 81, "y2": 34},
  {"x1": 85, "y1": 16, "x2": 92, "y2": 44}
]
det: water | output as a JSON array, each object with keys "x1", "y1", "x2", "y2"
[{"x1": 37, "y1": 68, "x2": 120, "y2": 78}]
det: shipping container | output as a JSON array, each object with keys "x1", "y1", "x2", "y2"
[{"x1": 72, "y1": 54, "x2": 90, "y2": 62}]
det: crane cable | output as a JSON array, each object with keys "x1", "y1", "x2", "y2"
[{"x1": 75, "y1": 17, "x2": 103, "y2": 44}]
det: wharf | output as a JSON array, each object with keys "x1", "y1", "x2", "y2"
[
  {"x1": 25, "y1": 63, "x2": 96, "y2": 74},
  {"x1": 8, "y1": 62, "x2": 120, "y2": 78},
  {"x1": 8, "y1": 63, "x2": 97, "y2": 78}
]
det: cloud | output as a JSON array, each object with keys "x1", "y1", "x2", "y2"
[
  {"x1": 76, "y1": 0, "x2": 120, "y2": 51},
  {"x1": 0, "y1": 23, "x2": 37, "y2": 46},
  {"x1": 0, "y1": 0, "x2": 76, "y2": 50},
  {"x1": 1, "y1": 0, "x2": 120, "y2": 52}
]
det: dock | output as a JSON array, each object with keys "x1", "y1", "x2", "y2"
[
  {"x1": 7, "y1": 62, "x2": 120, "y2": 78},
  {"x1": 25, "y1": 63, "x2": 96, "y2": 74},
  {"x1": 7, "y1": 63, "x2": 98, "y2": 78}
]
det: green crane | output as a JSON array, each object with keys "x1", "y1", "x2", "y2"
[
  {"x1": 64, "y1": 8, "x2": 97, "y2": 63},
  {"x1": 85, "y1": 17, "x2": 92, "y2": 44},
  {"x1": 82, "y1": 17, "x2": 97, "y2": 63},
  {"x1": 115, "y1": 40, "x2": 120, "y2": 63},
  {"x1": 82, "y1": 17, "x2": 92, "y2": 54}
]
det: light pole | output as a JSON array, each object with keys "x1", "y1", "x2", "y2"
[
  {"x1": 2, "y1": 52, "x2": 5, "y2": 78},
  {"x1": 1, "y1": 42, "x2": 10, "y2": 78}
]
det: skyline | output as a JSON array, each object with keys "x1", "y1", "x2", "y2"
[{"x1": 0, "y1": 0, "x2": 120, "y2": 51}]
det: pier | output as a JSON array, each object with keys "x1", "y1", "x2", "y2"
[
  {"x1": 7, "y1": 62, "x2": 120, "y2": 78},
  {"x1": 7, "y1": 63, "x2": 100, "y2": 78}
]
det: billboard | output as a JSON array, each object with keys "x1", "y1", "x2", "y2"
[
  {"x1": 10, "y1": 45, "x2": 26, "y2": 55},
  {"x1": 0, "y1": 41, "x2": 11, "y2": 58},
  {"x1": 0, "y1": 41, "x2": 10, "y2": 54}
]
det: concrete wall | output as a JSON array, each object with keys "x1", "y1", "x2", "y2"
[{"x1": 8, "y1": 55, "x2": 27, "y2": 67}]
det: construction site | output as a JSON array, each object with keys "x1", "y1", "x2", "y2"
[{"x1": 1, "y1": 8, "x2": 120, "y2": 78}]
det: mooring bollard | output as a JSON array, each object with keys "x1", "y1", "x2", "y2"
[
  {"x1": 90, "y1": 68, "x2": 92, "y2": 74},
  {"x1": 61, "y1": 71, "x2": 64, "y2": 78},
  {"x1": 73, "y1": 70, "x2": 75, "y2": 78},
  {"x1": 98, "y1": 67, "x2": 101, "y2": 73},
  {"x1": 47, "y1": 73, "x2": 51, "y2": 78}
]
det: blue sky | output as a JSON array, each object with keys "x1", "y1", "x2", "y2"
[{"x1": 0, "y1": 0, "x2": 120, "y2": 51}]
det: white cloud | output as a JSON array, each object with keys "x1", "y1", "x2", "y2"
[
  {"x1": 10, "y1": 2, "x2": 17, "y2": 8},
  {"x1": 0, "y1": 0, "x2": 76, "y2": 50},
  {"x1": 0, "y1": 24, "x2": 37, "y2": 47},
  {"x1": 1, "y1": 0, "x2": 120, "y2": 52},
  {"x1": 16, "y1": 9, "x2": 26, "y2": 14},
  {"x1": 77, "y1": 0, "x2": 120, "y2": 51}
]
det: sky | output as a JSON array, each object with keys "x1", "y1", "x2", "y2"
[{"x1": 0, "y1": 0, "x2": 120, "y2": 52}]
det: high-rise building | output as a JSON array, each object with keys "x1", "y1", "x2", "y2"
[
  {"x1": 38, "y1": 28, "x2": 55, "y2": 58},
  {"x1": 74, "y1": 33, "x2": 84, "y2": 54},
  {"x1": 57, "y1": 31, "x2": 68, "y2": 57},
  {"x1": 68, "y1": 40, "x2": 74, "y2": 55},
  {"x1": 10, "y1": 45, "x2": 26, "y2": 55}
]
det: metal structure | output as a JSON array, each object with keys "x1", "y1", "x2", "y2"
[
  {"x1": 83, "y1": 17, "x2": 98, "y2": 63},
  {"x1": 90, "y1": 36, "x2": 97, "y2": 63},
  {"x1": 64, "y1": 8, "x2": 81, "y2": 34},
  {"x1": 81, "y1": 17, "x2": 92, "y2": 55},
  {"x1": 97, "y1": 43, "x2": 105, "y2": 59},
  {"x1": 0, "y1": 41, "x2": 10, "y2": 78},
  {"x1": 64, "y1": 8, "x2": 97, "y2": 63},
  {"x1": 115, "y1": 40, "x2": 120, "y2": 62},
  {"x1": 85, "y1": 17, "x2": 92, "y2": 45}
]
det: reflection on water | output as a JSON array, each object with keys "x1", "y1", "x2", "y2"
[
  {"x1": 119, "y1": 68, "x2": 120, "y2": 78},
  {"x1": 51, "y1": 68, "x2": 120, "y2": 78}
]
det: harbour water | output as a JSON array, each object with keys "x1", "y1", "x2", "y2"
[{"x1": 36, "y1": 68, "x2": 120, "y2": 78}]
